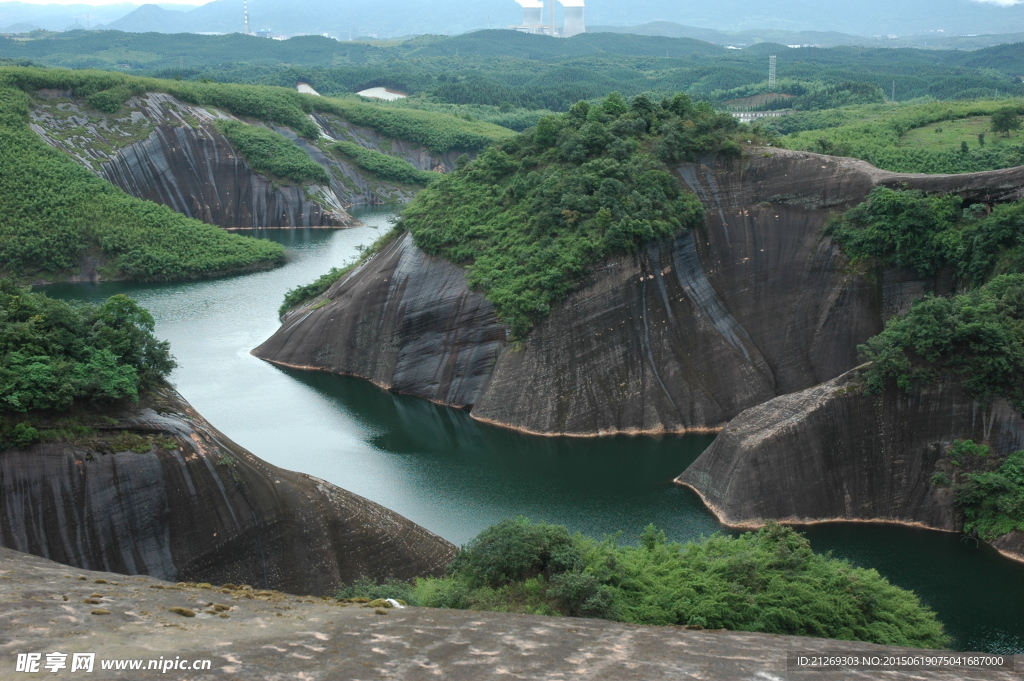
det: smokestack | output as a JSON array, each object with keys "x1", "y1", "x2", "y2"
[
  {"x1": 558, "y1": 0, "x2": 585, "y2": 37},
  {"x1": 244, "y1": 0, "x2": 250, "y2": 35}
]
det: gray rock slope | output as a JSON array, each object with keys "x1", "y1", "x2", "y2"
[
  {"x1": 254, "y1": 150, "x2": 1024, "y2": 435},
  {"x1": 2, "y1": 547, "x2": 1016, "y2": 681},
  {"x1": 0, "y1": 386, "x2": 456, "y2": 595},
  {"x1": 676, "y1": 366, "x2": 1024, "y2": 562},
  {"x1": 29, "y1": 90, "x2": 353, "y2": 229}
]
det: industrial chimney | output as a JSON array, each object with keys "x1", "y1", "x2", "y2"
[{"x1": 558, "y1": 0, "x2": 585, "y2": 38}]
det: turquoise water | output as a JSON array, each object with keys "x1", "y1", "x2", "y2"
[{"x1": 47, "y1": 206, "x2": 1024, "y2": 654}]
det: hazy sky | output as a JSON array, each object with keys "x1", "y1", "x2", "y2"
[
  {"x1": 10, "y1": 0, "x2": 216, "y2": 5},
  {"x1": 8, "y1": 0, "x2": 1022, "y2": 5}
]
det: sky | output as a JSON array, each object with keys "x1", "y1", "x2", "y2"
[
  {"x1": 9, "y1": 0, "x2": 216, "y2": 5},
  {"x1": 7, "y1": 0, "x2": 1022, "y2": 5}
]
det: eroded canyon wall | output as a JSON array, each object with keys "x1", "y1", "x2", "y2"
[
  {"x1": 0, "y1": 386, "x2": 456, "y2": 595},
  {"x1": 254, "y1": 150, "x2": 1024, "y2": 435},
  {"x1": 29, "y1": 91, "x2": 352, "y2": 228}
]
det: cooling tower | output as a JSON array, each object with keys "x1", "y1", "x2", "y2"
[
  {"x1": 558, "y1": 0, "x2": 585, "y2": 37},
  {"x1": 514, "y1": 0, "x2": 544, "y2": 27}
]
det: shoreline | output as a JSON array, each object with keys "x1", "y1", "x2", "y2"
[
  {"x1": 674, "y1": 480, "x2": 1024, "y2": 564},
  {"x1": 252, "y1": 355, "x2": 726, "y2": 439}
]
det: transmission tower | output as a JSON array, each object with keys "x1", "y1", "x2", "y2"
[
  {"x1": 244, "y1": 0, "x2": 251, "y2": 35},
  {"x1": 768, "y1": 55, "x2": 777, "y2": 91}
]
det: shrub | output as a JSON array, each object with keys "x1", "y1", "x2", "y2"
[
  {"x1": 859, "y1": 275, "x2": 1024, "y2": 410},
  {"x1": 400, "y1": 518, "x2": 949, "y2": 648},
  {"x1": 215, "y1": 120, "x2": 329, "y2": 185},
  {"x1": 330, "y1": 140, "x2": 438, "y2": 186},
  {"x1": 0, "y1": 281, "x2": 175, "y2": 413},
  {"x1": 956, "y1": 451, "x2": 1024, "y2": 541}
]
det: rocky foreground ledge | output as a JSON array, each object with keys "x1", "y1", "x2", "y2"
[{"x1": 1, "y1": 548, "x2": 1017, "y2": 681}]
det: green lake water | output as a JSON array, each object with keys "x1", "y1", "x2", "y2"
[{"x1": 48, "y1": 206, "x2": 1024, "y2": 654}]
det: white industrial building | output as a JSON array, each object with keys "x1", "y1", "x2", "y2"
[
  {"x1": 511, "y1": 0, "x2": 584, "y2": 37},
  {"x1": 559, "y1": 0, "x2": 585, "y2": 37}
]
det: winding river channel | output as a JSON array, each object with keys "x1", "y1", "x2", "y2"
[{"x1": 49, "y1": 206, "x2": 1024, "y2": 654}]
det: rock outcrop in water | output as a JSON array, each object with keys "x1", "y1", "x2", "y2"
[
  {"x1": 254, "y1": 150, "x2": 1024, "y2": 435},
  {"x1": 0, "y1": 386, "x2": 456, "y2": 595},
  {"x1": 675, "y1": 366, "x2": 1024, "y2": 562},
  {"x1": 29, "y1": 90, "x2": 354, "y2": 229}
]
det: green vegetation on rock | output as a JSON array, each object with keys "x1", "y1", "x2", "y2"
[
  {"x1": 215, "y1": 120, "x2": 329, "y2": 185},
  {"x1": 0, "y1": 66, "x2": 512, "y2": 152},
  {"x1": 339, "y1": 517, "x2": 949, "y2": 649},
  {"x1": 0, "y1": 85, "x2": 285, "y2": 281},
  {"x1": 825, "y1": 187, "x2": 1024, "y2": 282},
  {"x1": 0, "y1": 280, "x2": 175, "y2": 415},
  {"x1": 279, "y1": 226, "x2": 403, "y2": 317},
  {"x1": 827, "y1": 188, "x2": 1024, "y2": 409},
  {"x1": 957, "y1": 450, "x2": 1024, "y2": 542},
  {"x1": 401, "y1": 93, "x2": 730, "y2": 336},
  {"x1": 859, "y1": 275, "x2": 1024, "y2": 410},
  {"x1": 330, "y1": 140, "x2": 438, "y2": 186}
]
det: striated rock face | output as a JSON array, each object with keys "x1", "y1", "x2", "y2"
[
  {"x1": 0, "y1": 386, "x2": 456, "y2": 595},
  {"x1": 29, "y1": 91, "x2": 353, "y2": 229},
  {"x1": 675, "y1": 367, "x2": 1024, "y2": 561},
  {"x1": 306, "y1": 113, "x2": 468, "y2": 206},
  {"x1": 253, "y1": 232, "x2": 507, "y2": 408},
  {"x1": 254, "y1": 150, "x2": 1024, "y2": 435}
]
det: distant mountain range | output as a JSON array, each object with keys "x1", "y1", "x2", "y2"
[{"x1": 5, "y1": 0, "x2": 1024, "y2": 42}]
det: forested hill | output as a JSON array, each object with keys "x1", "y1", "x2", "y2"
[
  {"x1": 4, "y1": 30, "x2": 1024, "y2": 114},
  {"x1": 0, "y1": 65, "x2": 511, "y2": 283}
]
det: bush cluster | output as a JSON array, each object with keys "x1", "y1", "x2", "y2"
[
  {"x1": 340, "y1": 517, "x2": 949, "y2": 649},
  {"x1": 781, "y1": 99, "x2": 1024, "y2": 174},
  {"x1": 859, "y1": 275, "x2": 1024, "y2": 410},
  {"x1": 825, "y1": 187, "x2": 1024, "y2": 282},
  {"x1": 957, "y1": 451, "x2": 1024, "y2": 541},
  {"x1": 0, "y1": 280, "x2": 175, "y2": 414},
  {"x1": 402, "y1": 92, "x2": 735, "y2": 336},
  {"x1": 215, "y1": 120, "x2": 329, "y2": 185},
  {"x1": 330, "y1": 140, "x2": 438, "y2": 186}
]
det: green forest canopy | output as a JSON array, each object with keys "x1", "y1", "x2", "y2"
[
  {"x1": 3, "y1": 29, "x2": 1023, "y2": 113},
  {"x1": 0, "y1": 280, "x2": 175, "y2": 414},
  {"x1": 339, "y1": 517, "x2": 949, "y2": 649},
  {"x1": 401, "y1": 92, "x2": 733, "y2": 336}
]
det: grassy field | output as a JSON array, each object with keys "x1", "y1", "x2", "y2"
[{"x1": 900, "y1": 114, "x2": 1023, "y2": 152}]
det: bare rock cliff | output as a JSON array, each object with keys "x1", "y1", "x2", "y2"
[
  {"x1": 29, "y1": 91, "x2": 353, "y2": 229},
  {"x1": 254, "y1": 150, "x2": 1024, "y2": 435},
  {"x1": 0, "y1": 387, "x2": 456, "y2": 595},
  {"x1": 675, "y1": 367, "x2": 1024, "y2": 561}
]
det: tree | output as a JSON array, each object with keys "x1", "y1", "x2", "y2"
[
  {"x1": 961, "y1": 140, "x2": 969, "y2": 154},
  {"x1": 991, "y1": 108, "x2": 1021, "y2": 137}
]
